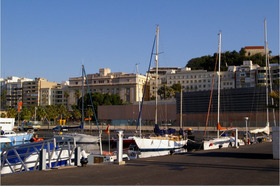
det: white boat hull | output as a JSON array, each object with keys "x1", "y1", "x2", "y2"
[
  {"x1": 203, "y1": 136, "x2": 245, "y2": 150},
  {"x1": 133, "y1": 136, "x2": 187, "y2": 151}
]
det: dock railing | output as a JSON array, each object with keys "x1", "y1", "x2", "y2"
[{"x1": 1, "y1": 138, "x2": 77, "y2": 175}]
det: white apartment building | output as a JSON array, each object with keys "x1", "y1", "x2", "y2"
[
  {"x1": 229, "y1": 60, "x2": 259, "y2": 88},
  {"x1": 149, "y1": 67, "x2": 235, "y2": 98},
  {"x1": 257, "y1": 63, "x2": 280, "y2": 86}
]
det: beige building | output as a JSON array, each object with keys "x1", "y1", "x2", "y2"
[
  {"x1": 22, "y1": 78, "x2": 58, "y2": 107},
  {"x1": 68, "y1": 68, "x2": 147, "y2": 105},
  {"x1": 40, "y1": 82, "x2": 69, "y2": 107},
  {"x1": 244, "y1": 46, "x2": 267, "y2": 56}
]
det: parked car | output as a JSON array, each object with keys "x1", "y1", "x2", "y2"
[{"x1": 19, "y1": 121, "x2": 41, "y2": 131}]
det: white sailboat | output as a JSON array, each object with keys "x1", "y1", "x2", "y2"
[
  {"x1": 249, "y1": 19, "x2": 272, "y2": 138},
  {"x1": 54, "y1": 65, "x2": 101, "y2": 154},
  {"x1": 203, "y1": 32, "x2": 244, "y2": 150},
  {"x1": 133, "y1": 25, "x2": 188, "y2": 151}
]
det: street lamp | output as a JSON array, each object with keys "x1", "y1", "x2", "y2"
[{"x1": 244, "y1": 117, "x2": 249, "y2": 144}]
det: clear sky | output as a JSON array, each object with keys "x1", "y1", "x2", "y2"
[{"x1": 1, "y1": 0, "x2": 279, "y2": 83}]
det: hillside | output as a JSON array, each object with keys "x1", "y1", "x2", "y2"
[{"x1": 186, "y1": 48, "x2": 279, "y2": 71}]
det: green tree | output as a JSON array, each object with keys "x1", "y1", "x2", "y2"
[
  {"x1": 72, "y1": 109, "x2": 81, "y2": 120},
  {"x1": 85, "y1": 107, "x2": 93, "y2": 125},
  {"x1": 157, "y1": 85, "x2": 174, "y2": 100},
  {"x1": 20, "y1": 107, "x2": 32, "y2": 121},
  {"x1": 7, "y1": 108, "x2": 17, "y2": 118},
  {"x1": 171, "y1": 83, "x2": 182, "y2": 93},
  {"x1": 1, "y1": 89, "x2": 7, "y2": 110},
  {"x1": 57, "y1": 104, "x2": 67, "y2": 119},
  {"x1": 45, "y1": 105, "x2": 59, "y2": 128},
  {"x1": 64, "y1": 110, "x2": 72, "y2": 122},
  {"x1": 37, "y1": 106, "x2": 47, "y2": 121},
  {"x1": 1, "y1": 113, "x2": 6, "y2": 118}
]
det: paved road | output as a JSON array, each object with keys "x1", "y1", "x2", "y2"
[{"x1": 1, "y1": 142, "x2": 279, "y2": 185}]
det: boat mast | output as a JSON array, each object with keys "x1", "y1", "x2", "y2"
[
  {"x1": 180, "y1": 88, "x2": 183, "y2": 129},
  {"x1": 82, "y1": 64, "x2": 85, "y2": 130},
  {"x1": 136, "y1": 63, "x2": 141, "y2": 137},
  {"x1": 217, "y1": 31, "x2": 221, "y2": 138},
  {"x1": 264, "y1": 19, "x2": 270, "y2": 127},
  {"x1": 155, "y1": 25, "x2": 159, "y2": 125}
]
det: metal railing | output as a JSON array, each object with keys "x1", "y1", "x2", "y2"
[{"x1": 1, "y1": 138, "x2": 76, "y2": 175}]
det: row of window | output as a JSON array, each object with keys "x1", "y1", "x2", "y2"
[{"x1": 168, "y1": 73, "x2": 233, "y2": 79}]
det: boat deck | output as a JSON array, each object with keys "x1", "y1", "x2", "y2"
[{"x1": 1, "y1": 142, "x2": 279, "y2": 185}]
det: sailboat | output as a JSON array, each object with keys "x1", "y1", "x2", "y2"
[
  {"x1": 133, "y1": 25, "x2": 188, "y2": 151},
  {"x1": 203, "y1": 32, "x2": 244, "y2": 150},
  {"x1": 54, "y1": 65, "x2": 101, "y2": 154},
  {"x1": 249, "y1": 19, "x2": 272, "y2": 141}
]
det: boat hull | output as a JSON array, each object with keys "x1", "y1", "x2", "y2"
[
  {"x1": 133, "y1": 136, "x2": 187, "y2": 151},
  {"x1": 203, "y1": 136, "x2": 245, "y2": 150},
  {"x1": 2, "y1": 131, "x2": 33, "y2": 144}
]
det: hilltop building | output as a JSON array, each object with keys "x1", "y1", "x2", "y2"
[{"x1": 244, "y1": 46, "x2": 267, "y2": 56}]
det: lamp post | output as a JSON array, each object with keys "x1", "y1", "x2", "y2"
[{"x1": 244, "y1": 117, "x2": 249, "y2": 144}]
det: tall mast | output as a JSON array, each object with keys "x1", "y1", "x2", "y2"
[
  {"x1": 155, "y1": 25, "x2": 159, "y2": 125},
  {"x1": 136, "y1": 63, "x2": 141, "y2": 137},
  {"x1": 217, "y1": 31, "x2": 221, "y2": 138},
  {"x1": 180, "y1": 88, "x2": 183, "y2": 128},
  {"x1": 264, "y1": 19, "x2": 269, "y2": 126},
  {"x1": 82, "y1": 64, "x2": 85, "y2": 129}
]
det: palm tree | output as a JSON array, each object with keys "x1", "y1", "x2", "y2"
[
  {"x1": 72, "y1": 109, "x2": 81, "y2": 121},
  {"x1": 20, "y1": 107, "x2": 32, "y2": 121},
  {"x1": 45, "y1": 105, "x2": 59, "y2": 128},
  {"x1": 57, "y1": 105, "x2": 67, "y2": 120},
  {"x1": 7, "y1": 108, "x2": 17, "y2": 118},
  {"x1": 37, "y1": 106, "x2": 47, "y2": 122},
  {"x1": 85, "y1": 107, "x2": 93, "y2": 126}
]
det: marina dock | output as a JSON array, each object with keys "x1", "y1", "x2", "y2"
[{"x1": 1, "y1": 142, "x2": 279, "y2": 185}]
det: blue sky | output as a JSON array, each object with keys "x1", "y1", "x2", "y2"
[{"x1": 1, "y1": 0, "x2": 279, "y2": 83}]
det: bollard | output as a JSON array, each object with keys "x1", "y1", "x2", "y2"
[
  {"x1": 116, "y1": 130, "x2": 125, "y2": 165},
  {"x1": 39, "y1": 149, "x2": 46, "y2": 170},
  {"x1": 234, "y1": 128, "x2": 239, "y2": 148},
  {"x1": 74, "y1": 147, "x2": 81, "y2": 166}
]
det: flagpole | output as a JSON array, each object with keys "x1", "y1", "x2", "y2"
[{"x1": 108, "y1": 127, "x2": 110, "y2": 154}]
